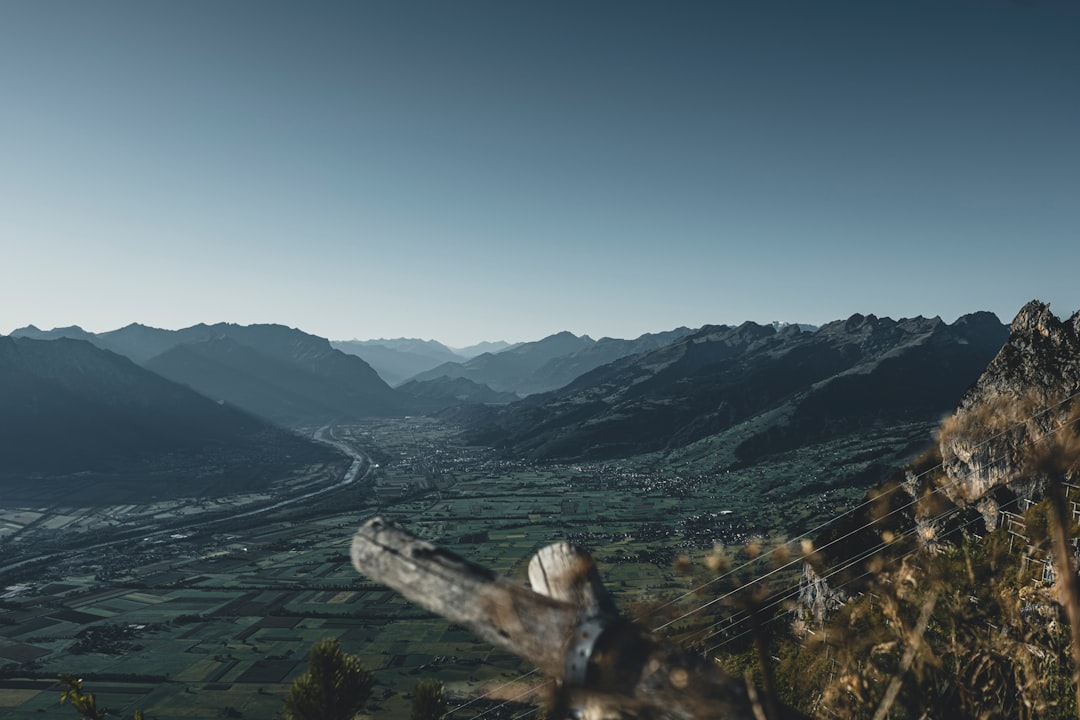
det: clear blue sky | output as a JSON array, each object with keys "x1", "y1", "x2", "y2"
[{"x1": 1, "y1": 0, "x2": 1077, "y2": 346}]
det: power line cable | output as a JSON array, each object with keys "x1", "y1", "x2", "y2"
[
  {"x1": 460, "y1": 679, "x2": 552, "y2": 720},
  {"x1": 453, "y1": 389, "x2": 1080, "y2": 716},
  {"x1": 702, "y1": 448, "x2": 1054, "y2": 657},
  {"x1": 650, "y1": 388, "x2": 1080, "y2": 631},
  {"x1": 692, "y1": 412, "x2": 1060, "y2": 649},
  {"x1": 691, "y1": 390, "x2": 1080, "y2": 639},
  {"x1": 448, "y1": 669, "x2": 541, "y2": 717},
  {"x1": 704, "y1": 503, "x2": 993, "y2": 656},
  {"x1": 689, "y1": 467, "x2": 1013, "y2": 646}
]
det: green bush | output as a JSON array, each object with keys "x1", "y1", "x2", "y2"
[{"x1": 283, "y1": 638, "x2": 373, "y2": 720}]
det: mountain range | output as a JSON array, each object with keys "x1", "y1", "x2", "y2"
[
  {"x1": 11, "y1": 324, "x2": 715, "y2": 423},
  {"x1": 0, "y1": 335, "x2": 336, "y2": 502},
  {"x1": 5, "y1": 309, "x2": 1024, "y2": 500},
  {"x1": 409, "y1": 328, "x2": 696, "y2": 396},
  {"x1": 14, "y1": 322, "x2": 404, "y2": 425},
  {"x1": 0, "y1": 321, "x2": 703, "y2": 501},
  {"x1": 454, "y1": 312, "x2": 1010, "y2": 463}
]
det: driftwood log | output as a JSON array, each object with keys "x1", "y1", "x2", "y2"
[{"x1": 351, "y1": 517, "x2": 807, "y2": 719}]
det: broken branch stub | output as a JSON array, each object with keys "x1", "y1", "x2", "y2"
[
  {"x1": 528, "y1": 542, "x2": 617, "y2": 615},
  {"x1": 529, "y1": 542, "x2": 622, "y2": 688},
  {"x1": 351, "y1": 518, "x2": 801, "y2": 720}
]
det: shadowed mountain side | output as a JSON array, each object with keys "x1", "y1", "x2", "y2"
[
  {"x1": 396, "y1": 376, "x2": 519, "y2": 410},
  {"x1": 525, "y1": 327, "x2": 695, "y2": 395},
  {"x1": 731, "y1": 312, "x2": 1010, "y2": 464},
  {"x1": 13, "y1": 322, "x2": 405, "y2": 424},
  {"x1": 96, "y1": 322, "x2": 198, "y2": 363},
  {"x1": 101, "y1": 321, "x2": 372, "y2": 367},
  {"x1": 459, "y1": 313, "x2": 1008, "y2": 462},
  {"x1": 145, "y1": 337, "x2": 402, "y2": 425},
  {"x1": 0, "y1": 336, "x2": 338, "y2": 503},
  {"x1": 331, "y1": 339, "x2": 462, "y2": 386}
]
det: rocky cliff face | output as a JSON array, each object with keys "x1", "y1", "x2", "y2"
[{"x1": 938, "y1": 301, "x2": 1080, "y2": 525}]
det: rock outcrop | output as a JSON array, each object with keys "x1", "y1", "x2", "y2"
[
  {"x1": 938, "y1": 301, "x2": 1080, "y2": 522},
  {"x1": 798, "y1": 301, "x2": 1080, "y2": 628}
]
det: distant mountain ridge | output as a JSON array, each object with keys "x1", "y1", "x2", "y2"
[
  {"x1": 347, "y1": 337, "x2": 460, "y2": 356},
  {"x1": 12, "y1": 322, "x2": 404, "y2": 425},
  {"x1": 452, "y1": 340, "x2": 515, "y2": 358},
  {"x1": 458, "y1": 312, "x2": 1009, "y2": 462},
  {"x1": 409, "y1": 328, "x2": 696, "y2": 396},
  {"x1": 12, "y1": 323, "x2": 600, "y2": 420},
  {"x1": 14, "y1": 321, "x2": 346, "y2": 364},
  {"x1": 0, "y1": 335, "x2": 336, "y2": 502},
  {"x1": 331, "y1": 338, "x2": 462, "y2": 386},
  {"x1": 528, "y1": 328, "x2": 695, "y2": 394},
  {"x1": 409, "y1": 331, "x2": 597, "y2": 394},
  {"x1": 11, "y1": 312, "x2": 1012, "y2": 440}
]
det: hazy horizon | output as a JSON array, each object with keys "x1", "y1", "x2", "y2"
[
  {"x1": 2, "y1": 0, "x2": 1077, "y2": 347},
  {"x1": 3, "y1": 303, "x2": 1037, "y2": 349}
]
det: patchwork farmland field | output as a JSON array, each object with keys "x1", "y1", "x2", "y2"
[{"x1": 0, "y1": 417, "x2": 933, "y2": 718}]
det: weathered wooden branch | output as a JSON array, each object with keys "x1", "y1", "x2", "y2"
[
  {"x1": 352, "y1": 517, "x2": 808, "y2": 719},
  {"x1": 349, "y1": 517, "x2": 575, "y2": 677}
]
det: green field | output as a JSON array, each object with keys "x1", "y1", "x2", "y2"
[{"x1": 0, "y1": 417, "x2": 934, "y2": 718}]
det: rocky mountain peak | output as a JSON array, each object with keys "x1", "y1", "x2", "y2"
[
  {"x1": 950, "y1": 311, "x2": 1003, "y2": 336},
  {"x1": 777, "y1": 323, "x2": 803, "y2": 337},
  {"x1": 895, "y1": 315, "x2": 943, "y2": 335},
  {"x1": 818, "y1": 313, "x2": 896, "y2": 337},
  {"x1": 1009, "y1": 299, "x2": 1064, "y2": 339},
  {"x1": 958, "y1": 302, "x2": 1080, "y2": 410},
  {"x1": 938, "y1": 301, "x2": 1080, "y2": 519},
  {"x1": 731, "y1": 320, "x2": 775, "y2": 339}
]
